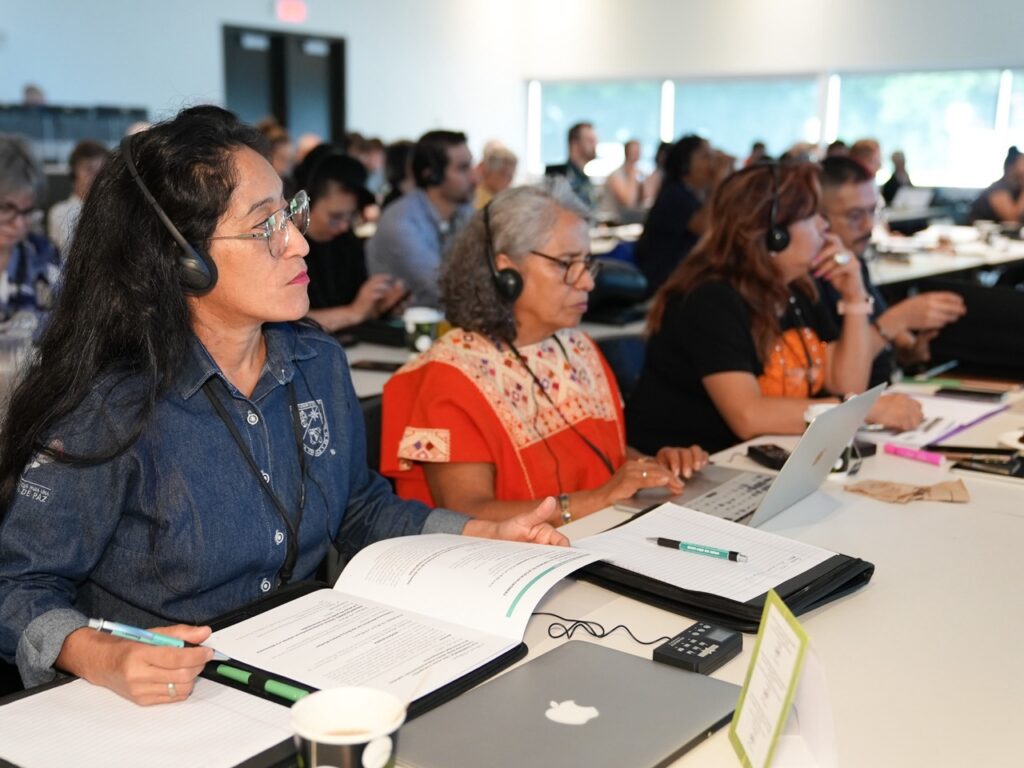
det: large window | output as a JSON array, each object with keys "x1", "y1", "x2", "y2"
[
  {"x1": 539, "y1": 81, "x2": 662, "y2": 176},
  {"x1": 673, "y1": 78, "x2": 820, "y2": 160},
  {"x1": 1008, "y1": 70, "x2": 1024, "y2": 153},
  {"x1": 837, "y1": 70, "x2": 1002, "y2": 188}
]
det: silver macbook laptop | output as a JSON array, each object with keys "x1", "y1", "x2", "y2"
[
  {"x1": 615, "y1": 384, "x2": 885, "y2": 527},
  {"x1": 400, "y1": 641, "x2": 739, "y2": 768}
]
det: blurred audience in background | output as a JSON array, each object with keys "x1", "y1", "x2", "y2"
[
  {"x1": 969, "y1": 146, "x2": 1024, "y2": 224},
  {"x1": 0, "y1": 135, "x2": 60, "y2": 322},
  {"x1": 47, "y1": 139, "x2": 109, "y2": 254},
  {"x1": 635, "y1": 135, "x2": 732, "y2": 296},
  {"x1": 382, "y1": 139, "x2": 416, "y2": 209},
  {"x1": 881, "y1": 150, "x2": 912, "y2": 206},
  {"x1": 546, "y1": 121, "x2": 598, "y2": 210},
  {"x1": 603, "y1": 139, "x2": 646, "y2": 222},
  {"x1": 367, "y1": 130, "x2": 475, "y2": 307},
  {"x1": 849, "y1": 138, "x2": 882, "y2": 179},
  {"x1": 474, "y1": 141, "x2": 518, "y2": 209}
]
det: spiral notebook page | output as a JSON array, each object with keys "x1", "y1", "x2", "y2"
[
  {"x1": 0, "y1": 678, "x2": 291, "y2": 768},
  {"x1": 574, "y1": 502, "x2": 834, "y2": 603}
]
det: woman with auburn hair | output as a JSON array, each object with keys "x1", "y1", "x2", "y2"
[{"x1": 626, "y1": 162, "x2": 922, "y2": 455}]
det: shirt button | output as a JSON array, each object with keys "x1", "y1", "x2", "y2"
[
  {"x1": 261, "y1": 470, "x2": 270, "y2": 483},
  {"x1": 247, "y1": 410, "x2": 259, "y2": 426},
  {"x1": 260, "y1": 578, "x2": 272, "y2": 593},
  {"x1": 274, "y1": 530, "x2": 285, "y2": 545}
]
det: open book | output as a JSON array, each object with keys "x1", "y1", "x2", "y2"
[{"x1": 209, "y1": 534, "x2": 599, "y2": 703}]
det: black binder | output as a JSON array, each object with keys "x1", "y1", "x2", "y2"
[
  {"x1": 201, "y1": 582, "x2": 527, "y2": 768},
  {"x1": 575, "y1": 514, "x2": 875, "y2": 633}
]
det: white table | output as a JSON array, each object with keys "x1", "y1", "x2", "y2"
[
  {"x1": 516, "y1": 408, "x2": 1024, "y2": 767},
  {"x1": 870, "y1": 232, "x2": 1024, "y2": 286}
]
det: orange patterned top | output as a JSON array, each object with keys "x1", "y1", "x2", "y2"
[{"x1": 380, "y1": 328, "x2": 626, "y2": 505}]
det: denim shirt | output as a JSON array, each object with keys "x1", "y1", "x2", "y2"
[{"x1": 0, "y1": 323, "x2": 468, "y2": 686}]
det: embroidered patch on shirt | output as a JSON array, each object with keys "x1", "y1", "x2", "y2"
[
  {"x1": 17, "y1": 478, "x2": 51, "y2": 504},
  {"x1": 397, "y1": 427, "x2": 451, "y2": 469},
  {"x1": 297, "y1": 399, "x2": 330, "y2": 457}
]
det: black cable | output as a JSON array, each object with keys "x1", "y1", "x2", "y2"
[{"x1": 533, "y1": 612, "x2": 672, "y2": 647}]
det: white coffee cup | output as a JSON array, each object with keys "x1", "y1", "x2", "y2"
[{"x1": 291, "y1": 687, "x2": 406, "y2": 768}]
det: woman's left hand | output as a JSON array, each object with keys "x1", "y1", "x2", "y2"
[
  {"x1": 652, "y1": 445, "x2": 709, "y2": 479},
  {"x1": 463, "y1": 497, "x2": 569, "y2": 546}
]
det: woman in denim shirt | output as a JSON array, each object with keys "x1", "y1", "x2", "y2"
[{"x1": 0, "y1": 107, "x2": 564, "y2": 704}]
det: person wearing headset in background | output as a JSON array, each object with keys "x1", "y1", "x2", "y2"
[
  {"x1": 627, "y1": 162, "x2": 923, "y2": 456},
  {"x1": 365, "y1": 130, "x2": 475, "y2": 308},
  {"x1": 293, "y1": 145, "x2": 407, "y2": 332},
  {"x1": 0, "y1": 107, "x2": 566, "y2": 704},
  {"x1": 380, "y1": 182, "x2": 708, "y2": 526}
]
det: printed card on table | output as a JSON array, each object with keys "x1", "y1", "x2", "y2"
[{"x1": 729, "y1": 590, "x2": 837, "y2": 768}]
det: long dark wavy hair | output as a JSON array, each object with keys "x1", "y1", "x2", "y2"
[
  {"x1": 647, "y1": 162, "x2": 821, "y2": 361},
  {"x1": 0, "y1": 105, "x2": 267, "y2": 512}
]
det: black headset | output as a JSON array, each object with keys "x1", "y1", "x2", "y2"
[
  {"x1": 120, "y1": 135, "x2": 217, "y2": 295},
  {"x1": 412, "y1": 142, "x2": 447, "y2": 188},
  {"x1": 482, "y1": 201, "x2": 523, "y2": 302},
  {"x1": 765, "y1": 162, "x2": 791, "y2": 253}
]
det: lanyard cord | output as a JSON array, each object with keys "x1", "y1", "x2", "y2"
[
  {"x1": 203, "y1": 377, "x2": 307, "y2": 586},
  {"x1": 505, "y1": 336, "x2": 615, "y2": 477},
  {"x1": 785, "y1": 294, "x2": 817, "y2": 395}
]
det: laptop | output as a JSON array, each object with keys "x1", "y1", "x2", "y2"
[
  {"x1": 400, "y1": 641, "x2": 740, "y2": 768},
  {"x1": 615, "y1": 384, "x2": 885, "y2": 527},
  {"x1": 890, "y1": 186, "x2": 934, "y2": 210}
]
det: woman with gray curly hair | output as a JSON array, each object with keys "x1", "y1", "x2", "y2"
[{"x1": 381, "y1": 183, "x2": 707, "y2": 526}]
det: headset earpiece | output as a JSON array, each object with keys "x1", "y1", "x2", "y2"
[
  {"x1": 120, "y1": 135, "x2": 217, "y2": 295},
  {"x1": 483, "y1": 202, "x2": 523, "y2": 302},
  {"x1": 765, "y1": 163, "x2": 791, "y2": 253}
]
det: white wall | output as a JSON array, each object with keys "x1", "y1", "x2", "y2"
[{"x1": 2, "y1": 0, "x2": 1022, "y2": 161}]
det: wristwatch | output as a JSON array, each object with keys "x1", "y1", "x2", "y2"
[
  {"x1": 836, "y1": 295, "x2": 875, "y2": 315},
  {"x1": 558, "y1": 493, "x2": 572, "y2": 525}
]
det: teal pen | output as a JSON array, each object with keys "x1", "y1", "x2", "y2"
[
  {"x1": 88, "y1": 618, "x2": 230, "y2": 661},
  {"x1": 647, "y1": 537, "x2": 748, "y2": 563}
]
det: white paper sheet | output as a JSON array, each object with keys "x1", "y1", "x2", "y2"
[
  {"x1": 574, "y1": 503, "x2": 834, "y2": 604},
  {"x1": 879, "y1": 392, "x2": 1007, "y2": 447},
  {"x1": 0, "y1": 678, "x2": 291, "y2": 768}
]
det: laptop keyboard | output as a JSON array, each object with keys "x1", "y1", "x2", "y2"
[{"x1": 687, "y1": 472, "x2": 774, "y2": 521}]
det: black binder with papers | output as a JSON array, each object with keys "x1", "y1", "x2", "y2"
[{"x1": 575, "y1": 508, "x2": 875, "y2": 633}]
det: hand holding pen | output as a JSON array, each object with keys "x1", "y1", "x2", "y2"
[{"x1": 58, "y1": 621, "x2": 219, "y2": 706}]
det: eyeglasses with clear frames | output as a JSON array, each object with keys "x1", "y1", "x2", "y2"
[
  {"x1": 529, "y1": 250, "x2": 602, "y2": 285},
  {"x1": 0, "y1": 202, "x2": 43, "y2": 226},
  {"x1": 209, "y1": 189, "x2": 310, "y2": 259}
]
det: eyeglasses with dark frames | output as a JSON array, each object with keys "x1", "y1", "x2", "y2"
[
  {"x1": 209, "y1": 189, "x2": 310, "y2": 259},
  {"x1": 529, "y1": 250, "x2": 601, "y2": 285}
]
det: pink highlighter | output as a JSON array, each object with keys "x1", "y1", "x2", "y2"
[{"x1": 883, "y1": 443, "x2": 944, "y2": 466}]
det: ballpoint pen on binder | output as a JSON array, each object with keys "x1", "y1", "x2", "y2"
[
  {"x1": 88, "y1": 618, "x2": 230, "y2": 661},
  {"x1": 647, "y1": 537, "x2": 748, "y2": 563}
]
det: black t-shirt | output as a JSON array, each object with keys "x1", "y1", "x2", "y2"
[
  {"x1": 305, "y1": 232, "x2": 368, "y2": 310},
  {"x1": 969, "y1": 177, "x2": 1022, "y2": 223},
  {"x1": 626, "y1": 281, "x2": 838, "y2": 454},
  {"x1": 634, "y1": 181, "x2": 702, "y2": 296}
]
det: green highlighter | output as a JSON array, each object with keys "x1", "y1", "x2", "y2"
[{"x1": 215, "y1": 663, "x2": 311, "y2": 703}]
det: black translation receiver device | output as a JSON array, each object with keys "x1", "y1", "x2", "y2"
[
  {"x1": 746, "y1": 443, "x2": 790, "y2": 471},
  {"x1": 653, "y1": 621, "x2": 742, "y2": 675}
]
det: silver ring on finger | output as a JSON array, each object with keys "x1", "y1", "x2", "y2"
[
  {"x1": 641, "y1": 470, "x2": 648, "y2": 479},
  {"x1": 167, "y1": 682, "x2": 177, "y2": 698}
]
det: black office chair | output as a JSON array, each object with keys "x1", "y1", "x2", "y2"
[
  {"x1": 1, "y1": 659, "x2": 24, "y2": 698},
  {"x1": 596, "y1": 334, "x2": 647, "y2": 403},
  {"x1": 361, "y1": 395, "x2": 384, "y2": 474}
]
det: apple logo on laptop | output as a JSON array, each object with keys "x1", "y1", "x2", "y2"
[{"x1": 545, "y1": 700, "x2": 599, "y2": 725}]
